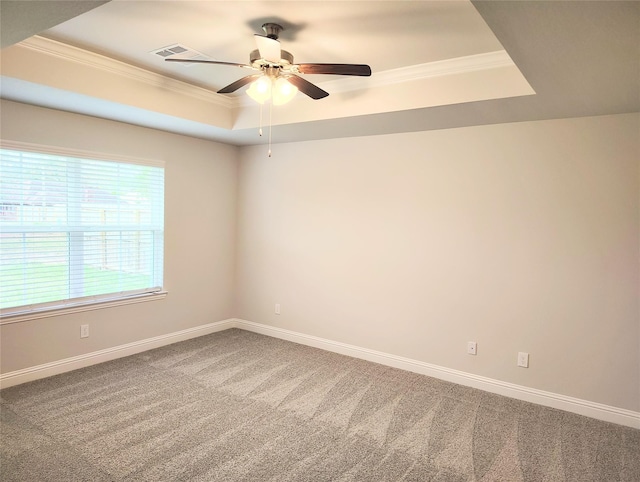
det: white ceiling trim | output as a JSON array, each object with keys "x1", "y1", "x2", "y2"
[
  {"x1": 16, "y1": 36, "x2": 516, "y2": 113},
  {"x1": 19, "y1": 36, "x2": 234, "y2": 109},
  {"x1": 317, "y1": 50, "x2": 515, "y2": 94}
]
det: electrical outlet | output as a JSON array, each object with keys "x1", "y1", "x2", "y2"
[
  {"x1": 275, "y1": 303, "x2": 281, "y2": 315},
  {"x1": 467, "y1": 341, "x2": 477, "y2": 355},
  {"x1": 518, "y1": 352, "x2": 529, "y2": 368},
  {"x1": 80, "y1": 324, "x2": 89, "y2": 338}
]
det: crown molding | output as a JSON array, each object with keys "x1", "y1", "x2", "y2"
[
  {"x1": 11, "y1": 38, "x2": 524, "y2": 126},
  {"x1": 316, "y1": 50, "x2": 515, "y2": 95},
  {"x1": 18, "y1": 36, "x2": 235, "y2": 110},
  {"x1": 18, "y1": 37, "x2": 514, "y2": 110}
]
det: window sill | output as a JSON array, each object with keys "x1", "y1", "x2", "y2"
[{"x1": 0, "y1": 291, "x2": 168, "y2": 325}]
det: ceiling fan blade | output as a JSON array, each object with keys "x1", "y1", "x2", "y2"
[
  {"x1": 297, "y1": 63, "x2": 372, "y2": 76},
  {"x1": 254, "y1": 34, "x2": 281, "y2": 62},
  {"x1": 217, "y1": 74, "x2": 262, "y2": 94},
  {"x1": 165, "y1": 58, "x2": 253, "y2": 69},
  {"x1": 286, "y1": 75, "x2": 329, "y2": 100}
]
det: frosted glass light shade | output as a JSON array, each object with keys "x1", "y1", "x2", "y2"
[
  {"x1": 272, "y1": 78, "x2": 298, "y2": 105},
  {"x1": 246, "y1": 76, "x2": 272, "y2": 104}
]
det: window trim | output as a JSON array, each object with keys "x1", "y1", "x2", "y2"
[
  {"x1": 0, "y1": 140, "x2": 166, "y2": 323},
  {"x1": 0, "y1": 291, "x2": 167, "y2": 325}
]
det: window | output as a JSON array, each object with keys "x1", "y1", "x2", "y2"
[{"x1": 0, "y1": 143, "x2": 164, "y2": 318}]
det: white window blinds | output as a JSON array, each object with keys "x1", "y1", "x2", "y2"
[{"x1": 0, "y1": 146, "x2": 164, "y2": 316}]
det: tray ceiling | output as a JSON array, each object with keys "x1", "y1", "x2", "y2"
[{"x1": 0, "y1": 1, "x2": 637, "y2": 146}]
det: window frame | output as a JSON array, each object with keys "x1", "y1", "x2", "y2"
[{"x1": 0, "y1": 140, "x2": 167, "y2": 325}]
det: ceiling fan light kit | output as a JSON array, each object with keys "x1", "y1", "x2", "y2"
[
  {"x1": 245, "y1": 75, "x2": 299, "y2": 105},
  {"x1": 272, "y1": 77, "x2": 299, "y2": 106},
  {"x1": 246, "y1": 76, "x2": 272, "y2": 104}
]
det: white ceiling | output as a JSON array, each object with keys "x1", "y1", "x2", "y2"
[
  {"x1": 0, "y1": 1, "x2": 638, "y2": 146},
  {"x1": 42, "y1": 1, "x2": 506, "y2": 89}
]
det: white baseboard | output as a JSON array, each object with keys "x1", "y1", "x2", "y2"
[
  {"x1": 0, "y1": 318, "x2": 235, "y2": 389},
  {"x1": 234, "y1": 319, "x2": 640, "y2": 429},
  {"x1": 2, "y1": 317, "x2": 638, "y2": 429}
]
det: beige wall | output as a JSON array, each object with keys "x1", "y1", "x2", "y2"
[
  {"x1": 1, "y1": 101, "x2": 638, "y2": 413},
  {"x1": 236, "y1": 113, "x2": 640, "y2": 412},
  {"x1": 0, "y1": 100, "x2": 239, "y2": 373}
]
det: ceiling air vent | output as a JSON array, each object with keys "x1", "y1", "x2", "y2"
[{"x1": 150, "y1": 44, "x2": 209, "y2": 66}]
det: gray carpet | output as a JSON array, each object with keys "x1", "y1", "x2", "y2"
[{"x1": 1, "y1": 328, "x2": 638, "y2": 481}]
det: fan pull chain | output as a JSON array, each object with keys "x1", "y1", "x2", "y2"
[
  {"x1": 268, "y1": 101, "x2": 273, "y2": 157},
  {"x1": 258, "y1": 103, "x2": 263, "y2": 137}
]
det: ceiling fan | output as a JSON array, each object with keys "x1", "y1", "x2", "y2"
[{"x1": 165, "y1": 23, "x2": 372, "y2": 101}]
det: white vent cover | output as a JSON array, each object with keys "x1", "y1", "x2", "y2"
[{"x1": 150, "y1": 44, "x2": 209, "y2": 66}]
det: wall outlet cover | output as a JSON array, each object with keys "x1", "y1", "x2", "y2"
[
  {"x1": 467, "y1": 341, "x2": 477, "y2": 355},
  {"x1": 518, "y1": 352, "x2": 529, "y2": 368}
]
